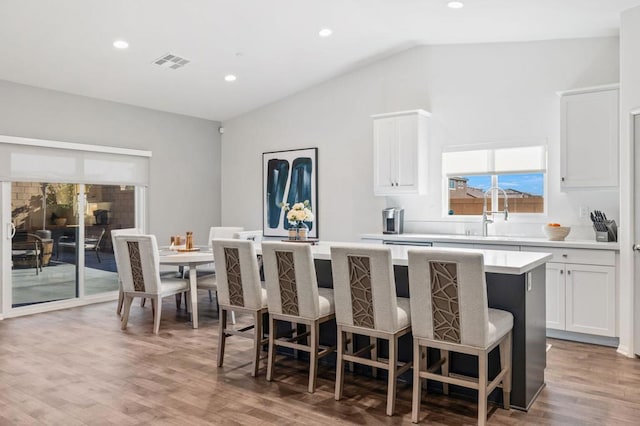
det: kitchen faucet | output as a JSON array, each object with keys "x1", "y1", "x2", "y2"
[{"x1": 482, "y1": 186, "x2": 509, "y2": 236}]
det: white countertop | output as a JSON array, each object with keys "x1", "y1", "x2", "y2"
[
  {"x1": 360, "y1": 233, "x2": 620, "y2": 251},
  {"x1": 259, "y1": 241, "x2": 552, "y2": 275}
]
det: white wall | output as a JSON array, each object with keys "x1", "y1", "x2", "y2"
[
  {"x1": 222, "y1": 37, "x2": 619, "y2": 242},
  {"x1": 0, "y1": 80, "x2": 221, "y2": 244},
  {"x1": 619, "y1": 5, "x2": 640, "y2": 356}
]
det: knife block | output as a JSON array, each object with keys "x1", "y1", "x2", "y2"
[{"x1": 594, "y1": 220, "x2": 617, "y2": 242}]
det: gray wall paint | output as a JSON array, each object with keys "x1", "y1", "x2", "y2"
[
  {"x1": 0, "y1": 80, "x2": 221, "y2": 244},
  {"x1": 221, "y1": 37, "x2": 620, "y2": 242}
]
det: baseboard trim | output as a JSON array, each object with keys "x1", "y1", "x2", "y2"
[
  {"x1": 546, "y1": 329, "x2": 619, "y2": 347},
  {"x1": 4, "y1": 292, "x2": 118, "y2": 319}
]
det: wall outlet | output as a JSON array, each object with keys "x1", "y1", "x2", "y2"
[{"x1": 579, "y1": 205, "x2": 590, "y2": 219}]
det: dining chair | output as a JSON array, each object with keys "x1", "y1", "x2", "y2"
[
  {"x1": 262, "y1": 241, "x2": 335, "y2": 393},
  {"x1": 185, "y1": 226, "x2": 244, "y2": 299},
  {"x1": 407, "y1": 248, "x2": 513, "y2": 425},
  {"x1": 330, "y1": 245, "x2": 412, "y2": 416},
  {"x1": 112, "y1": 228, "x2": 141, "y2": 315},
  {"x1": 114, "y1": 234, "x2": 190, "y2": 334},
  {"x1": 213, "y1": 238, "x2": 268, "y2": 377}
]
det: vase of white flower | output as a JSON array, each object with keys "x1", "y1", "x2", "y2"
[{"x1": 280, "y1": 200, "x2": 314, "y2": 241}]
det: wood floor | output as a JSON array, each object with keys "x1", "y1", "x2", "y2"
[{"x1": 1, "y1": 297, "x2": 640, "y2": 425}]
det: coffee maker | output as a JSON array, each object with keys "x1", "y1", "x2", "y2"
[{"x1": 382, "y1": 207, "x2": 404, "y2": 234}]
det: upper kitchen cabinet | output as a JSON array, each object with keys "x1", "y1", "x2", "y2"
[
  {"x1": 372, "y1": 109, "x2": 430, "y2": 196},
  {"x1": 559, "y1": 84, "x2": 619, "y2": 190}
]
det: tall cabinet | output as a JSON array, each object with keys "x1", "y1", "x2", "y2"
[
  {"x1": 372, "y1": 110, "x2": 430, "y2": 196},
  {"x1": 559, "y1": 84, "x2": 619, "y2": 189}
]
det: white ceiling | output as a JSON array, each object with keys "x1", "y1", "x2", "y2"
[{"x1": 1, "y1": 0, "x2": 639, "y2": 122}]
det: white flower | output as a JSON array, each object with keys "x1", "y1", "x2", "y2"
[{"x1": 283, "y1": 199, "x2": 313, "y2": 224}]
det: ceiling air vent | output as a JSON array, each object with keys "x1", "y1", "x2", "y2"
[{"x1": 152, "y1": 53, "x2": 190, "y2": 70}]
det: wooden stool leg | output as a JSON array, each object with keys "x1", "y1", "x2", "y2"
[
  {"x1": 308, "y1": 321, "x2": 319, "y2": 393},
  {"x1": 478, "y1": 351, "x2": 488, "y2": 426},
  {"x1": 175, "y1": 293, "x2": 182, "y2": 309},
  {"x1": 121, "y1": 295, "x2": 133, "y2": 330},
  {"x1": 441, "y1": 349, "x2": 449, "y2": 395},
  {"x1": 116, "y1": 286, "x2": 124, "y2": 315},
  {"x1": 334, "y1": 326, "x2": 345, "y2": 401},
  {"x1": 152, "y1": 296, "x2": 162, "y2": 335},
  {"x1": 217, "y1": 308, "x2": 228, "y2": 367},
  {"x1": 370, "y1": 336, "x2": 378, "y2": 378},
  {"x1": 411, "y1": 340, "x2": 422, "y2": 423},
  {"x1": 500, "y1": 331, "x2": 512, "y2": 409},
  {"x1": 252, "y1": 311, "x2": 263, "y2": 377},
  {"x1": 267, "y1": 315, "x2": 276, "y2": 382},
  {"x1": 386, "y1": 335, "x2": 398, "y2": 416}
]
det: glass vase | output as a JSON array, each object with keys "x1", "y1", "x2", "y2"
[{"x1": 296, "y1": 222, "x2": 309, "y2": 240}]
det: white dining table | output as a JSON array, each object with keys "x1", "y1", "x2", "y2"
[{"x1": 158, "y1": 248, "x2": 214, "y2": 329}]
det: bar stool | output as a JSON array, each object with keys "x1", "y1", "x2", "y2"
[
  {"x1": 330, "y1": 245, "x2": 412, "y2": 416},
  {"x1": 213, "y1": 238, "x2": 268, "y2": 377},
  {"x1": 407, "y1": 248, "x2": 513, "y2": 425},
  {"x1": 262, "y1": 241, "x2": 336, "y2": 393}
]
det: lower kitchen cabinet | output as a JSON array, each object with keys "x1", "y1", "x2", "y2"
[
  {"x1": 566, "y1": 264, "x2": 616, "y2": 336},
  {"x1": 544, "y1": 262, "x2": 616, "y2": 337}
]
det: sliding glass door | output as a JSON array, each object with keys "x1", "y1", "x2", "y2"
[
  {"x1": 11, "y1": 182, "x2": 79, "y2": 307},
  {"x1": 8, "y1": 182, "x2": 136, "y2": 308}
]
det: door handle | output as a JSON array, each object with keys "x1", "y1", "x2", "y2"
[
  {"x1": 7, "y1": 222, "x2": 16, "y2": 239},
  {"x1": 633, "y1": 244, "x2": 640, "y2": 251}
]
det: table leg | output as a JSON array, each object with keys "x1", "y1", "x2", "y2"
[{"x1": 189, "y1": 263, "x2": 198, "y2": 329}]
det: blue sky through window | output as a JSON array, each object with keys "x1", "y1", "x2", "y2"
[{"x1": 464, "y1": 173, "x2": 544, "y2": 196}]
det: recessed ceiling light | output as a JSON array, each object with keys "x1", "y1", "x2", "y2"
[
  {"x1": 113, "y1": 40, "x2": 129, "y2": 49},
  {"x1": 318, "y1": 28, "x2": 333, "y2": 37},
  {"x1": 447, "y1": 1, "x2": 464, "y2": 9},
  {"x1": 224, "y1": 74, "x2": 237, "y2": 82}
]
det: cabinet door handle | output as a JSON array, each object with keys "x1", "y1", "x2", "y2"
[
  {"x1": 560, "y1": 269, "x2": 563, "y2": 275},
  {"x1": 561, "y1": 177, "x2": 565, "y2": 182},
  {"x1": 562, "y1": 254, "x2": 568, "y2": 258},
  {"x1": 567, "y1": 270, "x2": 571, "y2": 275}
]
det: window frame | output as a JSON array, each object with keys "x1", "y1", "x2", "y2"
[{"x1": 441, "y1": 144, "x2": 548, "y2": 219}]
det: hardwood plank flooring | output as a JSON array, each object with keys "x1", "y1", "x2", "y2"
[{"x1": 1, "y1": 298, "x2": 639, "y2": 425}]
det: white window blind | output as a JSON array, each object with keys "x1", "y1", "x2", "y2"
[
  {"x1": 442, "y1": 145, "x2": 546, "y2": 176},
  {"x1": 0, "y1": 135, "x2": 151, "y2": 186}
]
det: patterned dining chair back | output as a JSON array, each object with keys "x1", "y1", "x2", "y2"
[
  {"x1": 408, "y1": 249, "x2": 490, "y2": 348},
  {"x1": 212, "y1": 238, "x2": 263, "y2": 310},
  {"x1": 111, "y1": 228, "x2": 141, "y2": 271},
  {"x1": 113, "y1": 234, "x2": 162, "y2": 295},
  {"x1": 330, "y1": 246, "x2": 401, "y2": 333},
  {"x1": 262, "y1": 242, "x2": 320, "y2": 320}
]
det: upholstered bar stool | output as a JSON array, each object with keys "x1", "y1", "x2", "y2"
[
  {"x1": 113, "y1": 234, "x2": 190, "y2": 334},
  {"x1": 262, "y1": 241, "x2": 336, "y2": 393},
  {"x1": 330, "y1": 245, "x2": 412, "y2": 416},
  {"x1": 213, "y1": 238, "x2": 268, "y2": 377},
  {"x1": 407, "y1": 248, "x2": 513, "y2": 426}
]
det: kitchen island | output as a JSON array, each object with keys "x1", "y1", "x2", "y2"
[{"x1": 256, "y1": 241, "x2": 552, "y2": 411}]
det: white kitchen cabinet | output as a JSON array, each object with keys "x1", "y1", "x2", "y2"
[
  {"x1": 528, "y1": 246, "x2": 617, "y2": 337},
  {"x1": 559, "y1": 84, "x2": 619, "y2": 189},
  {"x1": 545, "y1": 263, "x2": 566, "y2": 330},
  {"x1": 372, "y1": 110, "x2": 430, "y2": 196},
  {"x1": 565, "y1": 264, "x2": 616, "y2": 336}
]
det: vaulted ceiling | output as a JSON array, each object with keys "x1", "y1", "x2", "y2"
[{"x1": 0, "y1": 0, "x2": 638, "y2": 121}]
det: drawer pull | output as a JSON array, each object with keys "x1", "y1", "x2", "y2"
[
  {"x1": 567, "y1": 270, "x2": 571, "y2": 275},
  {"x1": 562, "y1": 254, "x2": 568, "y2": 258},
  {"x1": 560, "y1": 269, "x2": 563, "y2": 275}
]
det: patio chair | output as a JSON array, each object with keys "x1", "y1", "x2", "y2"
[{"x1": 58, "y1": 228, "x2": 106, "y2": 263}]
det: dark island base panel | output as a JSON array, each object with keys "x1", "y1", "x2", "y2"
[{"x1": 277, "y1": 260, "x2": 545, "y2": 411}]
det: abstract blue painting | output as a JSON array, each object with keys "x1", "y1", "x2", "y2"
[{"x1": 263, "y1": 148, "x2": 318, "y2": 238}]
